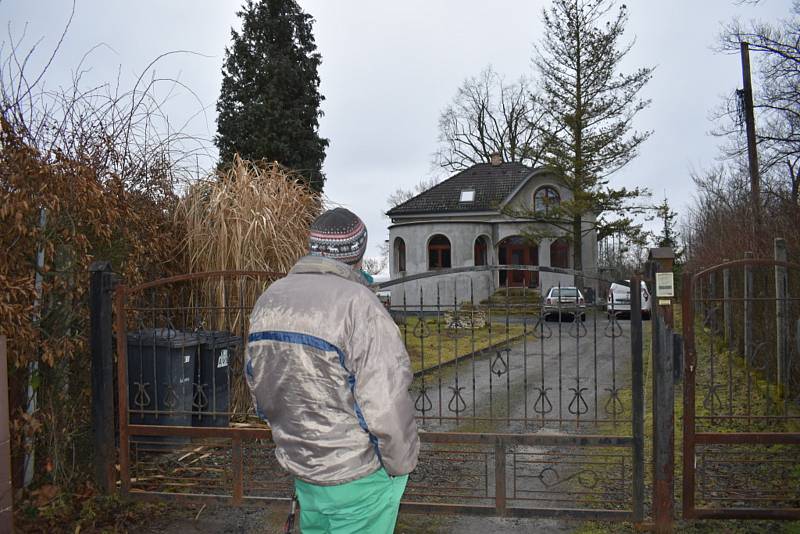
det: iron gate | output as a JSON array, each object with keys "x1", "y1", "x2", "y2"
[
  {"x1": 683, "y1": 258, "x2": 800, "y2": 519},
  {"x1": 112, "y1": 266, "x2": 645, "y2": 521}
]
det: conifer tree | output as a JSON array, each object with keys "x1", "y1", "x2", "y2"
[
  {"x1": 215, "y1": 0, "x2": 328, "y2": 191},
  {"x1": 516, "y1": 0, "x2": 653, "y2": 281},
  {"x1": 655, "y1": 196, "x2": 679, "y2": 249}
]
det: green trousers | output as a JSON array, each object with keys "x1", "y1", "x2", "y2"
[{"x1": 294, "y1": 468, "x2": 408, "y2": 534}]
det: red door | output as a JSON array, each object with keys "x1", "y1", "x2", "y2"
[{"x1": 500, "y1": 239, "x2": 539, "y2": 287}]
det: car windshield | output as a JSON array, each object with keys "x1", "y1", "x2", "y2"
[{"x1": 551, "y1": 288, "x2": 578, "y2": 297}]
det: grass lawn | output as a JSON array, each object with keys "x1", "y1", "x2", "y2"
[{"x1": 399, "y1": 316, "x2": 528, "y2": 373}]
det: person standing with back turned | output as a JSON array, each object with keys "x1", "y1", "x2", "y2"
[{"x1": 246, "y1": 207, "x2": 419, "y2": 533}]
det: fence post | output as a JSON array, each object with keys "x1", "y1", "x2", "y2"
[
  {"x1": 89, "y1": 261, "x2": 117, "y2": 493},
  {"x1": 708, "y1": 270, "x2": 717, "y2": 329},
  {"x1": 744, "y1": 252, "x2": 754, "y2": 364},
  {"x1": 774, "y1": 238, "x2": 788, "y2": 393},
  {"x1": 0, "y1": 337, "x2": 13, "y2": 533},
  {"x1": 647, "y1": 254, "x2": 675, "y2": 532},
  {"x1": 494, "y1": 438, "x2": 506, "y2": 516},
  {"x1": 630, "y1": 276, "x2": 645, "y2": 524},
  {"x1": 723, "y1": 260, "x2": 733, "y2": 352}
]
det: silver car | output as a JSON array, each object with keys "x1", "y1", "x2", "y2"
[{"x1": 542, "y1": 286, "x2": 586, "y2": 321}]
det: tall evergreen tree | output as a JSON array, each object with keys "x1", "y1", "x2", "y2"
[
  {"x1": 515, "y1": 0, "x2": 653, "y2": 282},
  {"x1": 655, "y1": 195, "x2": 678, "y2": 249},
  {"x1": 215, "y1": 0, "x2": 328, "y2": 191}
]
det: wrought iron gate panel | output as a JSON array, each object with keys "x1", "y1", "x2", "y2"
[
  {"x1": 683, "y1": 259, "x2": 800, "y2": 520},
  {"x1": 112, "y1": 266, "x2": 645, "y2": 520}
]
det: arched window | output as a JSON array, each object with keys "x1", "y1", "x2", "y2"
[
  {"x1": 534, "y1": 186, "x2": 560, "y2": 214},
  {"x1": 474, "y1": 236, "x2": 489, "y2": 266},
  {"x1": 428, "y1": 234, "x2": 451, "y2": 270},
  {"x1": 394, "y1": 237, "x2": 406, "y2": 273},
  {"x1": 550, "y1": 238, "x2": 569, "y2": 269}
]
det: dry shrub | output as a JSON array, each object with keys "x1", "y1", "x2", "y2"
[
  {"x1": 685, "y1": 166, "x2": 800, "y2": 268},
  {"x1": 0, "y1": 22, "x2": 196, "y2": 500},
  {"x1": 0, "y1": 117, "x2": 183, "y2": 493}
]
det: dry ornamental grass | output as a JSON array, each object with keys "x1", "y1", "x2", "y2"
[
  {"x1": 175, "y1": 155, "x2": 321, "y2": 414},
  {"x1": 177, "y1": 155, "x2": 321, "y2": 276}
]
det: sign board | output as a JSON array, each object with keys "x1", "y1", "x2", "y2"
[
  {"x1": 658, "y1": 299, "x2": 672, "y2": 306},
  {"x1": 655, "y1": 272, "x2": 675, "y2": 298}
]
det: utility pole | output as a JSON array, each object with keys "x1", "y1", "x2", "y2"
[{"x1": 740, "y1": 42, "x2": 761, "y2": 227}]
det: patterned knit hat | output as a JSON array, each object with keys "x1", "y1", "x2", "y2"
[{"x1": 308, "y1": 208, "x2": 368, "y2": 265}]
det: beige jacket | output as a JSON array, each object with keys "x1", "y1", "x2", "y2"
[{"x1": 246, "y1": 255, "x2": 419, "y2": 485}]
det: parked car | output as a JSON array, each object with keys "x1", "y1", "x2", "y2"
[
  {"x1": 542, "y1": 286, "x2": 586, "y2": 321},
  {"x1": 606, "y1": 280, "x2": 651, "y2": 319}
]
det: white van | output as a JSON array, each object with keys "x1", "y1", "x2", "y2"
[{"x1": 606, "y1": 280, "x2": 651, "y2": 319}]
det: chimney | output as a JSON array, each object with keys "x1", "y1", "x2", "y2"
[{"x1": 490, "y1": 152, "x2": 502, "y2": 166}]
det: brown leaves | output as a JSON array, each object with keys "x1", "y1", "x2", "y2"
[
  {"x1": 1, "y1": 116, "x2": 183, "y2": 491},
  {"x1": 31, "y1": 484, "x2": 59, "y2": 507}
]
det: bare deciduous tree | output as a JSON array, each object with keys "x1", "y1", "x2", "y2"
[
  {"x1": 385, "y1": 176, "x2": 440, "y2": 211},
  {"x1": 434, "y1": 66, "x2": 547, "y2": 172}
]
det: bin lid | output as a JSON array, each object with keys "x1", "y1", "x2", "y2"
[
  {"x1": 194, "y1": 330, "x2": 243, "y2": 346},
  {"x1": 127, "y1": 328, "x2": 203, "y2": 348}
]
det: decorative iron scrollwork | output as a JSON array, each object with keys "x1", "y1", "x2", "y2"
[
  {"x1": 133, "y1": 382, "x2": 151, "y2": 409},
  {"x1": 605, "y1": 316, "x2": 624, "y2": 338},
  {"x1": 604, "y1": 386, "x2": 625, "y2": 417},
  {"x1": 533, "y1": 386, "x2": 553, "y2": 415},
  {"x1": 531, "y1": 316, "x2": 552, "y2": 339},
  {"x1": 568, "y1": 319, "x2": 588, "y2": 339},
  {"x1": 537, "y1": 466, "x2": 560, "y2": 487},
  {"x1": 447, "y1": 385, "x2": 467, "y2": 414},
  {"x1": 413, "y1": 319, "x2": 432, "y2": 339},
  {"x1": 535, "y1": 466, "x2": 600, "y2": 490},
  {"x1": 163, "y1": 384, "x2": 180, "y2": 409},
  {"x1": 193, "y1": 383, "x2": 209, "y2": 410},
  {"x1": 702, "y1": 383, "x2": 724, "y2": 413},
  {"x1": 414, "y1": 385, "x2": 433, "y2": 413},
  {"x1": 491, "y1": 348, "x2": 509, "y2": 377},
  {"x1": 568, "y1": 386, "x2": 589, "y2": 415}
]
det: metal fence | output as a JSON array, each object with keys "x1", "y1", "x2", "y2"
[
  {"x1": 105, "y1": 266, "x2": 645, "y2": 520},
  {"x1": 683, "y1": 255, "x2": 800, "y2": 520}
]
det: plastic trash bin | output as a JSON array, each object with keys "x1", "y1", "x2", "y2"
[
  {"x1": 126, "y1": 328, "x2": 198, "y2": 428},
  {"x1": 193, "y1": 331, "x2": 242, "y2": 427}
]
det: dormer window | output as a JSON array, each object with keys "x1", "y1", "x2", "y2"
[
  {"x1": 534, "y1": 186, "x2": 560, "y2": 214},
  {"x1": 460, "y1": 190, "x2": 475, "y2": 202}
]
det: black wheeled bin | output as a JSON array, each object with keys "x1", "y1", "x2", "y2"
[
  {"x1": 192, "y1": 330, "x2": 242, "y2": 427},
  {"x1": 126, "y1": 328, "x2": 198, "y2": 428}
]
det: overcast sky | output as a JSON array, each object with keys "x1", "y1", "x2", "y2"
[{"x1": 1, "y1": 0, "x2": 792, "y2": 262}]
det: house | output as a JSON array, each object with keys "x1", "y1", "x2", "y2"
[{"x1": 385, "y1": 156, "x2": 599, "y2": 307}]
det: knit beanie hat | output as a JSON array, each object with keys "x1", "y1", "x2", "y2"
[{"x1": 308, "y1": 207, "x2": 368, "y2": 265}]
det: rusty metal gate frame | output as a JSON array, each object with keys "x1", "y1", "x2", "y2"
[
  {"x1": 682, "y1": 259, "x2": 800, "y2": 520},
  {"x1": 113, "y1": 267, "x2": 645, "y2": 521}
]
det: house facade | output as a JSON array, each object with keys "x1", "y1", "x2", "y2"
[{"x1": 385, "y1": 159, "x2": 598, "y2": 307}]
